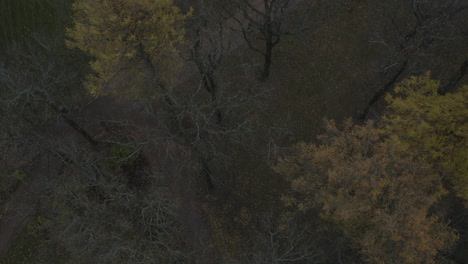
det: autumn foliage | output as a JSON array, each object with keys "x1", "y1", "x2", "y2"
[
  {"x1": 67, "y1": 0, "x2": 191, "y2": 97},
  {"x1": 384, "y1": 73, "x2": 468, "y2": 203},
  {"x1": 276, "y1": 74, "x2": 466, "y2": 263},
  {"x1": 1, "y1": 0, "x2": 467, "y2": 262},
  {"x1": 276, "y1": 118, "x2": 457, "y2": 263}
]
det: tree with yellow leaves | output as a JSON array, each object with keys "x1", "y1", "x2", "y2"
[
  {"x1": 275, "y1": 119, "x2": 457, "y2": 264},
  {"x1": 67, "y1": 0, "x2": 191, "y2": 100},
  {"x1": 384, "y1": 73, "x2": 468, "y2": 204}
]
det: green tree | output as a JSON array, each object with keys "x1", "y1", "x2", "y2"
[
  {"x1": 384, "y1": 73, "x2": 468, "y2": 203},
  {"x1": 275, "y1": 119, "x2": 457, "y2": 264},
  {"x1": 67, "y1": 0, "x2": 191, "y2": 99}
]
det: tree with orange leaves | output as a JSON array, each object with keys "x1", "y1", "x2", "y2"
[{"x1": 275, "y1": 119, "x2": 457, "y2": 263}]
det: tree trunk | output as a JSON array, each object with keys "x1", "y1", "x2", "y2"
[
  {"x1": 48, "y1": 103, "x2": 98, "y2": 146},
  {"x1": 261, "y1": 39, "x2": 273, "y2": 82},
  {"x1": 359, "y1": 60, "x2": 408, "y2": 120},
  {"x1": 200, "y1": 158, "x2": 215, "y2": 190},
  {"x1": 201, "y1": 71, "x2": 223, "y2": 124},
  {"x1": 62, "y1": 116, "x2": 98, "y2": 146},
  {"x1": 439, "y1": 60, "x2": 468, "y2": 95},
  {"x1": 140, "y1": 44, "x2": 177, "y2": 109}
]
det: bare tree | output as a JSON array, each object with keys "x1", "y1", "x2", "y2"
[
  {"x1": 0, "y1": 34, "x2": 97, "y2": 145},
  {"x1": 189, "y1": 0, "x2": 230, "y2": 125},
  {"x1": 361, "y1": 0, "x2": 468, "y2": 119},
  {"x1": 221, "y1": 212, "x2": 323, "y2": 264},
  {"x1": 154, "y1": 76, "x2": 269, "y2": 190},
  {"x1": 49, "y1": 140, "x2": 190, "y2": 264},
  {"x1": 223, "y1": 0, "x2": 297, "y2": 82}
]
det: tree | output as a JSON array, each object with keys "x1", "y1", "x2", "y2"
[
  {"x1": 0, "y1": 34, "x2": 97, "y2": 146},
  {"x1": 237, "y1": 212, "x2": 323, "y2": 264},
  {"x1": 275, "y1": 119, "x2": 457, "y2": 264},
  {"x1": 49, "y1": 141, "x2": 189, "y2": 264},
  {"x1": 360, "y1": 0, "x2": 468, "y2": 119},
  {"x1": 223, "y1": 0, "x2": 295, "y2": 81},
  {"x1": 67, "y1": 0, "x2": 191, "y2": 102},
  {"x1": 383, "y1": 73, "x2": 468, "y2": 203},
  {"x1": 159, "y1": 74, "x2": 267, "y2": 190},
  {"x1": 189, "y1": 0, "x2": 229, "y2": 124}
]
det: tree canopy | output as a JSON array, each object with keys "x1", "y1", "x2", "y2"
[
  {"x1": 384, "y1": 73, "x2": 468, "y2": 203},
  {"x1": 275, "y1": 119, "x2": 457, "y2": 263},
  {"x1": 1, "y1": 0, "x2": 467, "y2": 262},
  {"x1": 67, "y1": 0, "x2": 191, "y2": 97}
]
